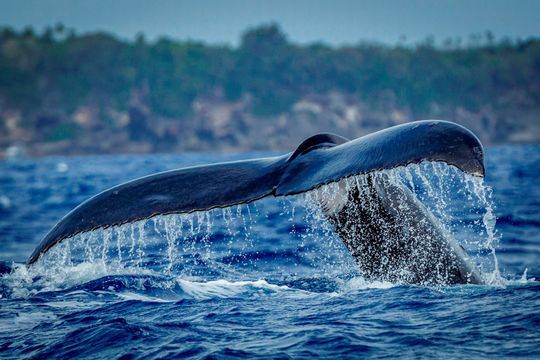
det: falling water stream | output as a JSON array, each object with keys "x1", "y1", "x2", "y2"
[{"x1": 6, "y1": 161, "x2": 506, "y2": 298}]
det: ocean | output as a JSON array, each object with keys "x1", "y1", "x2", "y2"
[{"x1": 0, "y1": 145, "x2": 539, "y2": 358}]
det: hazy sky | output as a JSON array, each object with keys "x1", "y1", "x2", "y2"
[{"x1": 1, "y1": 0, "x2": 539, "y2": 45}]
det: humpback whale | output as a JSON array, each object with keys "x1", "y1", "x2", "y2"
[{"x1": 27, "y1": 120, "x2": 486, "y2": 285}]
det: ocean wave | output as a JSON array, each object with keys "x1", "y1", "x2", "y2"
[{"x1": 2, "y1": 259, "x2": 536, "y2": 303}]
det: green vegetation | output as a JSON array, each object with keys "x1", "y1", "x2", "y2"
[
  {"x1": 46, "y1": 123, "x2": 79, "y2": 142},
  {"x1": 0, "y1": 23, "x2": 539, "y2": 121}
]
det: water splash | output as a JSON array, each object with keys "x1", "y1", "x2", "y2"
[
  {"x1": 6, "y1": 161, "x2": 511, "y2": 296},
  {"x1": 298, "y1": 161, "x2": 504, "y2": 285},
  {"x1": 470, "y1": 176, "x2": 503, "y2": 285}
]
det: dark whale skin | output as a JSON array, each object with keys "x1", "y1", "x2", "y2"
[{"x1": 322, "y1": 175, "x2": 484, "y2": 285}]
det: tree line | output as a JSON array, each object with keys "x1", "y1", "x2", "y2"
[{"x1": 1, "y1": 23, "x2": 538, "y2": 123}]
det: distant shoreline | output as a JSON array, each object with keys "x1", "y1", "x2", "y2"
[
  {"x1": 2, "y1": 138, "x2": 538, "y2": 161},
  {"x1": 2, "y1": 25, "x2": 539, "y2": 158}
]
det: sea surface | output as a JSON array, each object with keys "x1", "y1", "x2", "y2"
[{"x1": 0, "y1": 145, "x2": 539, "y2": 358}]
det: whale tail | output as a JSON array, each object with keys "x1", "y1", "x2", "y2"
[{"x1": 28, "y1": 120, "x2": 484, "y2": 267}]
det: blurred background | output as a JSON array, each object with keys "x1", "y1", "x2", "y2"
[{"x1": 0, "y1": 0, "x2": 539, "y2": 157}]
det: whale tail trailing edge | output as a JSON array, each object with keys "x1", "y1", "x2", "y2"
[{"x1": 28, "y1": 120, "x2": 484, "y2": 265}]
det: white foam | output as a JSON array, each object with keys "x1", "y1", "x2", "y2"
[
  {"x1": 115, "y1": 291, "x2": 172, "y2": 303},
  {"x1": 342, "y1": 276, "x2": 397, "y2": 291},
  {"x1": 176, "y1": 278, "x2": 289, "y2": 299},
  {"x1": 3, "y1": 260, "x2": 157, "y2": 299}
]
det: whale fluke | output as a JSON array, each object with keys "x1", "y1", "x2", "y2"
[{"x1": 28, "y1": 120, "x2": 484, "y2": 274}]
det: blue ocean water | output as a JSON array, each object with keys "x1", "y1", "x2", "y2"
[{"x1": 0, "y1": 145, "x2": 539, "y2": 358}]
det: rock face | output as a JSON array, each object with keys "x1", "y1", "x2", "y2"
[{"x1": 0, "y1": 91, "x2": 538, "y2": 158}]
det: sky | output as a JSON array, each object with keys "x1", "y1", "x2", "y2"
[{"x1": 1, "y1": 0, "x2": 539, "y2": 46}]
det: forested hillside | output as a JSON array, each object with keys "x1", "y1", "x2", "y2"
[{"x1": 1, "y1": 24, "x2": 539, "y2": 156}]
